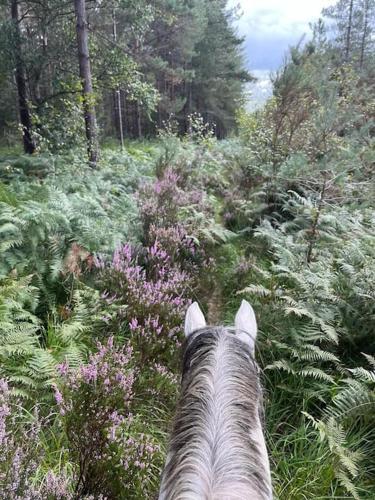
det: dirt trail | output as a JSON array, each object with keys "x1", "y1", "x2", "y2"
[{"x1": 205, "y1": 281, "x2": 224, "y2": 325}]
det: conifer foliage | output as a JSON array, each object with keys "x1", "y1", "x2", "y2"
[{"x1": 0, "y1": 0, "x2": 249, "y2": 155}]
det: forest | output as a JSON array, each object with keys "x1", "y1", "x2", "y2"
[{"x1": 0, "y1": 0, "x2": 374, "y2": 498}]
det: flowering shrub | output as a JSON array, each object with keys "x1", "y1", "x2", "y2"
[
  {"x1": 138, "y1": 167, "x2": 182, "y2": 236},
  {"x1": 95, "y1": 161, "x2": 214, "y2": 367},
  {"x1": 138, "y1": 165, "x2": 210, "y2": 240},
  {"x1": 147, "y1": 224, "x2": 206, "y2": 276},
  {"x1": 97, "y1": 241, "x2": 192, "y2": 364},
  {"x1": 0, "y1": 378, "x2": 70, "y2": 499},
  {"x1": 54, "y1": 338, "x2": 161, "y2": 498}
]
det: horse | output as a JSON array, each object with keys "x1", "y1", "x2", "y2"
[{"x1": 159, "y1": 300, "x2": 272, "y2": 499}]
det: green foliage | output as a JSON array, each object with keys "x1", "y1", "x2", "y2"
[
  {"x1": 0, "y1": 0, "x2": 375, "y2": 494},
  {"x1": 226, "y1": 26, "x2": 375, "y2": 497},
  {"x1": 0, "y1": 128, "x2": 374, "y2": 497},
  {"x1": 0, "y1": 274, "x2": 40, "y2": 397},
  {"x1": 0, "y1": 150, "x2": 142, "y2": 270},
  {"x1": 0, "y1": 0, "x2": 249, "y2": 151},
  {"x1": 0, "y1": 273, "x2": 97, "y2": 399},
  {"x1": 31, "y1": 95, "x2": 86, "y2": 153},
  {"x1": 0, "y1": 149, "x2": 150, "y2": 400}
]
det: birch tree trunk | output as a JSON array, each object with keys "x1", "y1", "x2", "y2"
[{"x1": 74, "y1": 0, "x2": 99, "y2": 166}]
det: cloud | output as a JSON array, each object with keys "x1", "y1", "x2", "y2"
[
  {"x1": 229, "y1": 0, "x2": 336, "y2": 70},
  {"x1": 232, "y1": 0, "x2": 336, "y2": 38},
  {"x1": 245, "y1": 70, "x2": 273, "y2": 111}
]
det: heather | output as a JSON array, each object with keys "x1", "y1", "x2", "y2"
[
  {"x1": 0, "y1": 140, "x2": 223, "y2": 498},
  {"x1": 53, "y1": 338, "x2": 162, "y2": 498}
]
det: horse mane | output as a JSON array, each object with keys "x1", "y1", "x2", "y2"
[{"x1": 159, "y1": 326, "x2": 273, "y2": 500}]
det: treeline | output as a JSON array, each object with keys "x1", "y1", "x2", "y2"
[
  {"x1": 0, "y1": 0, "x2": 250, "y2": 159},
  {"x1": 238, "y1": 0, "x2": 375, "y2": 175}
]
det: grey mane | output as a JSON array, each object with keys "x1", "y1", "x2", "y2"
[{"x1": 159, "y1": 326, "x2": 273, "y2": 500}]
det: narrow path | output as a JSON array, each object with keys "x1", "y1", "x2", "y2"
[{"x1": 205, "y1": 280, "x2": 224, "y2": 325}]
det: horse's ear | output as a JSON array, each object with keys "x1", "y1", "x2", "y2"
[
  {"x1": 235, "y1": 299, "x2": 257, "y2": 350},
  {"x1": 184, "y1": 302, "x2": 206, "y2": 337}
]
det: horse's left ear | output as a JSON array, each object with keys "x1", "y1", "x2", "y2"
[
  {"x1": 235, "y1": 299, "x2": 257, "y2": 351},
  {"x1": 184, "y1": 302, "x2": 206, "y2": 337}
]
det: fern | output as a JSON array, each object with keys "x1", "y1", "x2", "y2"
[
  {"x1": 303, "y1": 413, "x2": 361, "y2": 499},
  {"x1": 240, "y1": 284, "x2": 272, "y2": 297},
  {"x1": 240, "y1": 185, "x2": 375, "y2": 496},
  {"x1": 0, "y1": 275, "x2": 94, "y2": 398},
  {"x1": 325, "y1": 380, "x2": 374, "y2": 420},
  {"x1": 349, "y1": 367, "x2": 375, "y2": 383},
  {"x1": 298, "y1": 367, "x2": 335, "y2": 383},
  {"x1": 293, "y1": 345, "x2": 340, "y2": 363}
]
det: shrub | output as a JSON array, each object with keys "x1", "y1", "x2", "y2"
[
  {"x1": 0, "y1": 378, "x2": 71, "y2": 499},
  {"x1": 96, "y1": 240, "x2": 192, "y2": 365},
  {"x1": 54, "y1": 338, "x2": 162, "y2": 499}
]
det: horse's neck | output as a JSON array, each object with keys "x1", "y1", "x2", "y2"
[{"x1": 159, "y1": 332, "x2": 273, "y2": 499}]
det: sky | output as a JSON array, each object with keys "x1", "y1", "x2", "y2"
[
  {"x1": 229, "y1": 0, "x2": 336, "y2": 71},
  {"x1": 227, "y1": 0, "x2": 337, "y2": 109}
]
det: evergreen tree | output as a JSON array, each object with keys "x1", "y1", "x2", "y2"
[
  {"x1": 74, "y1": 0, "x2": 99, "y2": 166},
  {"x1": 190, "y1": 0, "x2": 252, "y2": 137},
  {"x1": 10, "y1": 0, "x2": 36, "y2": 153},
  {"x1": 0, "y1": 0, "x2": 250, "y2": 147},
  {"x1": 323, "y1": 0, "x2": 375, "y2": 66}
]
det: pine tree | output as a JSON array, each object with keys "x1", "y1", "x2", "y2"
[
  {"x1": 323, "y1": 0, "x2": 375, "y2": 66},
  {"x1": 10, "y1": 0, "x2": 36, "y2": 154},
  {"x1": 190, "y1": 0, "x2": 252, "y2": 136},
  {"x1": 74, "y1": 0, "x2": 99, "y2": 166}
]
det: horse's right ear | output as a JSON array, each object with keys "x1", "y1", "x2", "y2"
[{"x1": 184, "y1": 302, "x2": 206, "y2": 337}]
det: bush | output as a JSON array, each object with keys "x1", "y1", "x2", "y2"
[
  {"x1": 96, "y1": 239, "x2": 192, "y2": 365},
  {"x1": 0, "y1": 378, "x2": 71, "y2": 499},
  {"x1": 54, "y1": 338, "x2": 162, "y2": 499}
]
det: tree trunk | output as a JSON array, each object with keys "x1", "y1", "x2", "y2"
[
  {"x1": 74, "y1": 0, "x2": 99, "y2": 167},
  {"x1": 11, "y1": 0, "x2": 36, "y2": 154},
  {"x1": 122, "y1": 91, "x2": 128, "y2": 137},
  {"x1": 345, "y1": 0, "x2": 354, "y2": 61},
  {"x1": 136, "y1": 100, "x2": 142, "y2": 138},
  {"x1": 134, "y1": 38, "x2": 142, "y2": 139},
  {"x1": 360, "y1": 0, "x2": 369, "y2": 68},
  {"x1": 112, "y1": 8, "x2": 124, "y2": 149},
  {"x1": 187, "y1": 73, "x2": 193, "y2": 136}
]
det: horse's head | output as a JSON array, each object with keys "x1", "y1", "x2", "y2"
[{"x1": 159, "y1": 299, "x2": 272, "y2": 500}]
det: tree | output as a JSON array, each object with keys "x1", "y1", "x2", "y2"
[
  {"x1": 10, "y1": 0, "x2": 36, "y2": 154},
  {"x1": 345, "y1": 0, "x2": 354, "y2": 60},
  {"x1": 323, "y1": 0, "x2": 375, "y2": 66},
  {"x1": 0, "y1": 0, "x2": 249, "y2": 146},
  {"x1": 190, "y1": 0, "x2": 252, "y2": 136},
  {"x1": 74, "y1": 0, "x2": 99, "y2": 166},
  {"x1": 359, "y1": 0, "x2": 375, "y2": 68},
  {"x1": 111, "y1": 7, "x2": 124, "y2": 149}
]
